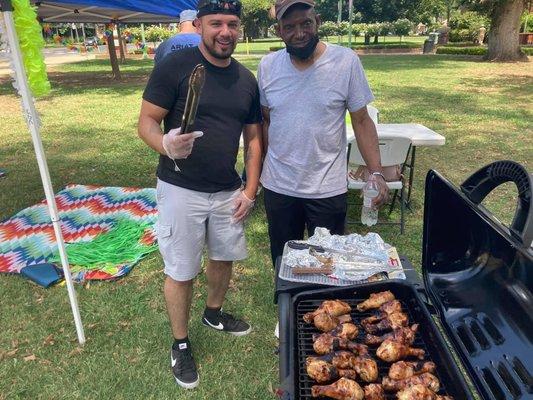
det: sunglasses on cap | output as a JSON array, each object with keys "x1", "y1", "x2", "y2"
[{"x1": 197, "y1": 0, "x2": 242, "y2": 17}]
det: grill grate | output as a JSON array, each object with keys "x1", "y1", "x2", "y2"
[{"x1": 295, "y1": 298, "x2": 451, "y2": 399}]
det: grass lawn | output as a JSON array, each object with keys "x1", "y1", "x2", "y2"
[{"x1": 0, "y1": 53, "x2": 531, "y2": 399}]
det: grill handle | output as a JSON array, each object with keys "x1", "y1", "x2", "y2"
[{"x1": 460, "y1": 160, "x2": 533, "y2": 247}]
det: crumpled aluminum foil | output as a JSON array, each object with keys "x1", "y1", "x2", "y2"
[
  {"x1": 283, "y1": 248, "x2": 332, "y2": 268},
  {"x1": 307, "y1": 227, "x2": 389, "y2": 262}
]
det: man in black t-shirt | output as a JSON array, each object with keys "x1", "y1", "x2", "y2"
[{"x1": 138, "y1": 0, "x2": 262, "y2": 389}]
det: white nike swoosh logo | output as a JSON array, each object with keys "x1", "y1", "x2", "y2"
[
  {"x1": 171, "y1": 354, "x2": 177, "y2": 367},
  {"x1": 204, "y1": 318, "x2": 224, "y2": 330}
]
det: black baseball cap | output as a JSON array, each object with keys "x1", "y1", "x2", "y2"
[{"x1": 197, "y1": 0, "x2": 242, "y2": 18}]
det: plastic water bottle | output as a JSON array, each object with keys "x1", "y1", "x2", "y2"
[{"x1": 361, "y1": 178, "x2": 379, "y2": 226}]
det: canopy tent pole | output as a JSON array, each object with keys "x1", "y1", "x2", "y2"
[{"x1": 1, "y1": 0, "x2": 85, "y2": 345}]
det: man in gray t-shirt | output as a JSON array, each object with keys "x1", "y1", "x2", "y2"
[{"x1": 258, "y1": 0, "x2": 388, "y2": 266}]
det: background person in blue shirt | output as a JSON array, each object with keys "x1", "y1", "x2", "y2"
[{"x1": 154, "y1": 9, "x2": 201, "y2": 64}]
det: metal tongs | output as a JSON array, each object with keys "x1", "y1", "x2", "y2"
[{"x1": 174, "y1": 64, "x2": 206, "y2": 172}]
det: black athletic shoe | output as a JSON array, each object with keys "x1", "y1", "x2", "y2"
[
  {"x1": 202, "y1": 310, "x2": 252, "y2": 336},
  {"x1": 170, "y1": 343, "x2": 199, "y2": 389}
]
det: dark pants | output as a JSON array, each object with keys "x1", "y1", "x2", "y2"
[{"x1": 263, "y1": 188, "x2": 347, "y2": 268}]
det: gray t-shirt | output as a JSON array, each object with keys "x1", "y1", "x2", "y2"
[{"x1": 258, "y1": 43, "x2": 374, "y2": 198}]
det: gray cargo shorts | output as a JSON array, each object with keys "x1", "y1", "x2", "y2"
[{"x1": 156, "y1": 179, "x2": 247, "y2": 281}]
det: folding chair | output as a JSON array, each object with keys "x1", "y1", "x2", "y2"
[
  {"x1": 346, "y1": 136, "x2": 411, "y2": 233},
  {"x1": 367, "y1": 105, "x2": 379, "y2": 124}
]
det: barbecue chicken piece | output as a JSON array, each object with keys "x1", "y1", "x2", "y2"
[
  {"x1": 382, "y1": 373, "x2": 440, "y2": 393},
  {"x1": 308, "y1": 351, "x2": 378, "y2": 382},
  {"x1": 306, "y1": 359, "x2": 357, "y2": 383},
  {"x1": 313, "y1": 313, "x2": 356, "y2": 333},
  {"x1": 396, "y1": 384, "x2": 453, "y2": 400},
  {"x1": 330, "y1": 323, "x2": 359, "y2": 340},
  {"x1": 380, "y1": 300, "x2": 403, "y2": 315},
  {"x1": 389, "y1": 361, "x2": 436, "y2": 380},
  {"x1": 352, "y1": 356, "x2": 379, "y2": 383},
  {"x1": 364, "y1": 324, "x2": 419, "y2": 346},
  {"x1": 311, "y1": 377, "x2": 364, "y2": 400},
  {"x1": 313, "y1": 333, "x2": 369, "y2": 356},
  {"x1": 314, "y1": 312, "x2": 341, "y2": 332},
  {"x1": 376, "y1": 339, "x2": 425, "y2": 362},
  {"x1": 357, "y1": 291, "x2": 395, "y2": 311},
  {"x1": 364, "y1": 384, "x2": 385, "y2": 400},
  {"x1": 303, "y1": 300, "x2": 352, "y2": 323},
  {"x1": 362, "y1": 312, "x2": 409, "y2": 334}
]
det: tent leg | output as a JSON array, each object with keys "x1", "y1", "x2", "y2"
[{"x1": 2, "y1": 7, "x2": 85, "y2": 345}]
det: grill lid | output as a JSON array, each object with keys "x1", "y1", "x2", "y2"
[{"x1": 422, "y1": 161, "x2": 533, "y2": 400}]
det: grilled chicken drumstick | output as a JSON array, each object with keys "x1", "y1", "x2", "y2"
[
  {"x1": 364, "y1": 324, "x2": 419, "y2": 346},
  {"x1": 388, "y1": 361, "x2": 436, "y2": 380},
  {"x1": 306, "y1": 359, "x2": 357, "y2": 383},
  {"x1": 382, "y1": 372, "x2": 440, "y2": 393},
  {"x1": 311, "y1": 377, "x2": 364, "y2": 400},
  {"x1": 308, "y1": 351, "x2": 378, "y2": 382},
  {"x1": 357, "y1": 291, "x2": 395, "y2": 311},
  {"x1": 313, "y1": 333, "x2": 369, "y2": 356},
  {"x1": 364, "y1": 384, "x2": 386, "y2": 400},
  {"x1": 362, "y1": 312, "x2": 409, "y2": 334},
  {"x1": 376, "y1": 338, "x2": 425, "y2": 362},
  {"x1": 396, "y1": 384, "x2": 453, "y2": 400},
  {"x1": 303, "y1": 300, "x2": 352, "y2": 323}
]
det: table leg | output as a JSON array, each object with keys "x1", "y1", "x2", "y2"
[{"x1": 406, "y1": 146, "x2": 416, "y2": 208}]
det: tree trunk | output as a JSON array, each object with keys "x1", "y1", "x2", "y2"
[
  {"x1": 106, "y1": 30, "x2": 122, "y2": 80},
  {"x1": 373, "y1": 34, "x2": 379, "y2": 44},
  {"x1": 116, "y1": 24, "x2": 126, "y2": 63},
  {"x1": 486, "y1": 0, "x2": 528, "y2": 61},
  {"x1": 364, "y1": 34, "x2": 370, "y2": 45}
]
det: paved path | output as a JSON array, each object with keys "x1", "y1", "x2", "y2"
[{"x1": 0, "y1": 48, "x2": 96, "y2": 77}]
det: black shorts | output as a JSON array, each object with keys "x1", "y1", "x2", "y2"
[{"x1": 263, "y1": 188, "x2": 347, "y2": 267}]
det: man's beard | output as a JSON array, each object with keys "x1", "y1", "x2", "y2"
[
  {"x1": 286, "y1": 34, "x2": 319, "y2": 60},
  {"x1": 202, "y1": 37, "x2": 236, "y2": 60}
]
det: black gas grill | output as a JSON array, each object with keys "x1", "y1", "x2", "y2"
[{"x1": 276, "y1": 161, "x2": 533, "y2": 400}]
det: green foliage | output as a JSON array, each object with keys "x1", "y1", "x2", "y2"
[
  {"x1": 378, "y1": 22, "x2": 394, "y2": 36},
  {"x1": 241, "y1": 0, "x2": 272, "y2": 39},
  {"x1": 318, "y1": 21, "x2": 337, "y2": 37},
  {"x1": 521, "y1": 11, "x2": 533, "y2": 33},
  {"x1": 128, "y1": 27, "x2": 143, "y2": 42},
  {"x1": 352, "y1": 42, "x2": 420, "y2": 49},
  {"x1": 448, "y1": 11, "x2": 489, "y2": 43},
  {"x1": 436, "y1": 45, "x2": 487, "y2": 55},
  {"x1": 393, "y1": 18, "x2": 412, "y2": 37},
  {"x1": 337, "y1": 21, "x2": 351, "y2": 35},
  {"x1": 354, "y1": 0, "x2": 419, "y2": 23},
  {"x1": 144, "y1": 26, "x2": 175, "y2": 43},
  {"x1": 436, "y1": 45, "x2": 532, "y2": 55},
  {"x1": 365, "y1": 23, "x2": 381, "y2": 36},
  {"x1": 351, "y1": 23, "x2": 364, "y2": 37}
]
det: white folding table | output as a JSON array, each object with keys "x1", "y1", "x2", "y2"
[{"x1": 346, "y1": 123, "x2": 446, "y2": 207}]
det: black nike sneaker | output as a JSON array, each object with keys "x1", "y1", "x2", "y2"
[
  {"x1": 170, "y1": 342, "x2": 199, "y2": 389},
  {"x1": 202, "y1": 310, "x2": 252, "y2": 336}
]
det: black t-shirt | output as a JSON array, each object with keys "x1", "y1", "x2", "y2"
[{"x1": 143, "y1": 46, "x2": 262, "y2": 193}]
